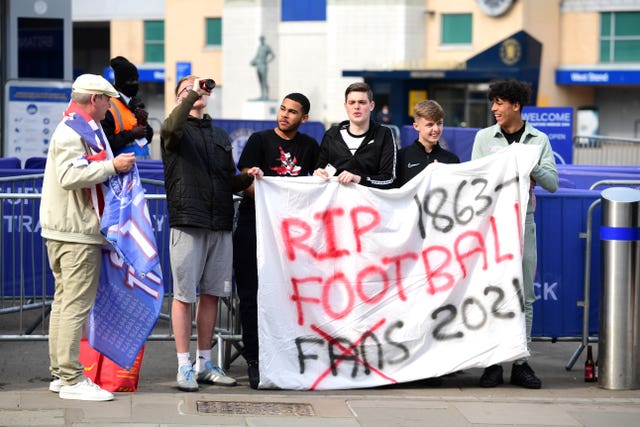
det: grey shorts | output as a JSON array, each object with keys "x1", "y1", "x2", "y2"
[{"x1": 169, "y1": 227, "x2": 233, "y2": 303}]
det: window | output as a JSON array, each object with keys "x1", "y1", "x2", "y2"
[
  {"x1": 18, "y1": 18, "x2": 64, "y2": 78},
  {"x1": 282, "y1": 0, "x2": 326, "y2": 21},
  {"x1": 441, "y1": 14, "x2": 472, "y2": 45},
  {"x1": 600, "y1": 12, "x2": 640, "y2": 63},
  {"x1": 206, "y1": 18, "x2": 222, "y2": 46},
  {"x1": 144, "y1": 20, "x2": 164, "y2": 63}
]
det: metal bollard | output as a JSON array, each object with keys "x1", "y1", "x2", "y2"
[{"x1": 599, "y1": 187, "x2": 640, "y2": 390}]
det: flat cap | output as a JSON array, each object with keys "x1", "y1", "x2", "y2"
[{"x1": 72, "y1": 74, "x2": 119, "y2": 97}]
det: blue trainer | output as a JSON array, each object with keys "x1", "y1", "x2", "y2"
[{"x1": 177, "y1": 365, "x2": 198, "y2": 392}]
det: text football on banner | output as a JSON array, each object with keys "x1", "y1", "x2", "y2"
[{"x1": 255, "y1": 144, "x2": 540, "y2": 390}]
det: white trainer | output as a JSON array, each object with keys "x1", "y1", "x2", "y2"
[
  {"x1": 59, "y1": 378, "x2": 114, "y2": 401},
  {"x1": 197, "y1": 361, "x2": 237, "y2": 386},
  {"x1": 49, "y1": 377, "x2": 62, "y2": 393}
]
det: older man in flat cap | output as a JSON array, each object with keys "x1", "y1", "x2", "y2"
[
  {"x1": 41, "y1": 74, "x2": 136, "y2": 401},
  {"x1": 102, "y1": 56, "x2": 154, "y2": 158}
]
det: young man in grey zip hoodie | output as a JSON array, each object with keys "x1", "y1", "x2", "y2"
[{"x1": 472, "y1": 78, "x2": 558, "y2": 390}]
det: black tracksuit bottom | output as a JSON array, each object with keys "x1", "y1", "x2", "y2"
[{"x1": 232, "y1": 211, "x2": 259, "y2": 363}]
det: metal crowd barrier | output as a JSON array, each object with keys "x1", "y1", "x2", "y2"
[
  {"x1": 565, "y1": 179, "x2": 640, "y2": 371},
  {"x1": 573, "y1": 135, "x2": 640, "y2": 165},
  {"x1": 0, "y1": 175, "x2": 244, "y2": 369}
]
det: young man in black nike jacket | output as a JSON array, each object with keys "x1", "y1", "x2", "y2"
[
  {"x1": 314, "y1": 82, "x2": 397, "y2": 188},
  {"x1": 396, "y1": 100, "x2": 459, "y2": 187}
]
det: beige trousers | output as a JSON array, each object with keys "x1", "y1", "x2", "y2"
[{"x1": 46, "y1": 240, "x2": 102, "y2": 385}]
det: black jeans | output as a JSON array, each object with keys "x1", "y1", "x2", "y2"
[{"x1": 233, "y1": 215, "x2": 259, "y2": 362}]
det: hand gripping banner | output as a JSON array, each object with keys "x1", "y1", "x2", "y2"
[
  {"x1": 88, "y1": 165, "x2": 163, "y2": 370},
  {"x1": 255, "y1": 144, "x2": 540, "y2": 390}
]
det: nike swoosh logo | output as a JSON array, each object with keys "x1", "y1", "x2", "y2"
[
  {"x1": 84, "y1": 363, "x2": 96, "y2": 372},
  {"x1": 407, "y1": 162, "x2": 421, "y2": 168}
]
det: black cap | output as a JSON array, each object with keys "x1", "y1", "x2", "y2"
[{"x1": 110, "y1": 56, "x2": 139, "y2": 88}]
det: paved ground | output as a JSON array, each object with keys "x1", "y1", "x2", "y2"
[{"x1": 1, "y1": 340, "x2": 639, "y2": 426}]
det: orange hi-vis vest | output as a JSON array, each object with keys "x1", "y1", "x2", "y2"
[
  {"x1": 108, "y1": 97, "x2": 149, "y2": 157},
  {"x1": 108, "y1": 98, "x2": 137, "y2": 134}
]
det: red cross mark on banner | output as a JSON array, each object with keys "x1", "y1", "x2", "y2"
[{"x1": 308, "y1": 318, "x2": 398, "y2": 390}]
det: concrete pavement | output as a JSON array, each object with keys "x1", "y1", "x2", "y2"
[{"x1": 1, "y1": 340, "x2": 639, "y2": 426}]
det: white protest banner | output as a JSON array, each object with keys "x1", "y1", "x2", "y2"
[{"x1": 255, "y1": 143, "x2": 540, "y2": 390}]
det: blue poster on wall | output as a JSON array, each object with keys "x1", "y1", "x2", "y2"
[
  {"x1": 522, "y1": 107, "x2": 573, "y2": 165},
  {"x1": 4, "y1": 81, "x2": 71, "y2": 164},
  {"x1": 176, "y1": 62, "x2": 192, "y2": 81}
]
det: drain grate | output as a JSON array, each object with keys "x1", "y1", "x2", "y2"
[{"x1": 196, "y1": 400, "x2": 315, "y2": 416}]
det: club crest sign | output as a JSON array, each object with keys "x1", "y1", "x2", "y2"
[{"x1": 500, "y1": 38, "x2": 522, "y2": 66}]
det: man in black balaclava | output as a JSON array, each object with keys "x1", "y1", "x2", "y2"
[{"x1": 101, "y1": 56, "x2": 154, "y2": 158}]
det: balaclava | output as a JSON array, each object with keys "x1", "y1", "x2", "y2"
[{"x1": 110, "y1": 56, "x2": 139, "y2": 98}]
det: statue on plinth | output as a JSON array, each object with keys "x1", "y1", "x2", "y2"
[{"x1": 250, "y1": 36, "x2": 275, "y2": 101}]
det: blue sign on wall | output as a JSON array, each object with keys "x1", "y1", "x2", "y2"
[
  {"x1": 176, "y1": 62, "x2": 191, "y2": 81},
  {"x1": 104, "y1": 67, "x2": 165, "y2": 83},
  {"x1": 522, "y1": 106, "x2": 573, "y2": 165},
  {"x1": 556, "y1": 69, "x2": 640, "y2": 85}
]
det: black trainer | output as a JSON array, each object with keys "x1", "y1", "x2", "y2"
[
  {"x1": 421, "y1": 376, "x2": 444, "y2": 387},
  {"x1": 510, "y1": 362, "x2": 542, "y2": 389},
  {"x1": 479, "y1": 364, "x2": 503, "y2": 387},
  {"x1": 247, "y1": 360, "x2": 260, "y2": 390}
]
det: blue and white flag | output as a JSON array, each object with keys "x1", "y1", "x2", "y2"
[{"x1": 88, "y1": 166, "x2": 164, "y2": 369}]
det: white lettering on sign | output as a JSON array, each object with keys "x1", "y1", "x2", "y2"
[
  {"x1": 534, "y1": 281, "x2": 559, "y2": 301},
  {"x1": 522, "y1": 112, "x2": 571, "y2": 123},
  {"x1": 570, "y1": 72, "x2": 610, "y2": 83}
]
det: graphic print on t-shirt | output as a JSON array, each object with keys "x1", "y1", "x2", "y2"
[{"x1": 271, "y1": 146, "x2": 301, "y2": 176}]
